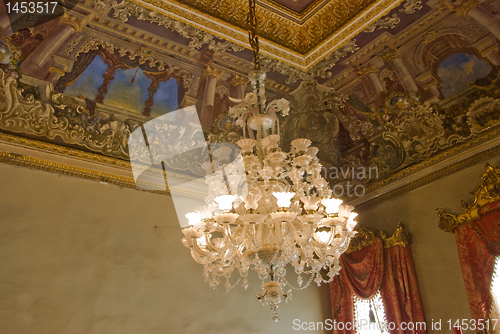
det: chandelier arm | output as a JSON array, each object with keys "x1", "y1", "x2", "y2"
[
  {"x1": 204, "y1": 233, "x2": 229, "y2": 253},
  {"x1": 190, "y1": 242, "x2": 219, "y2": 264},
  {"x1": 223, "y1": 222, "x2": 239, "y2": 245}
]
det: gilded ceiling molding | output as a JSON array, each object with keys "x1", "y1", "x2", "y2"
[
  {"x1": 437, "y1": 163, "x2": 500, "y2": 233},
  {"x1": 256, "y1": 0, "x2": 328, "y2": 23},
  {"x1": 102, "y1": 0, "x2": 405, "y2": 70},
  {"x1": 381, "y1": 222, "x2": 411, "y2": 248},
  {"x1": 104, "y1": 0, "x2": 245, "y2": 53},
  {"x1": 0, "y1": 150, "x2": 155, "y2": 192},
  {"x1": 352, "y1": 129, "x2": 500, "y2": 212},
  {"x1": 400, "y1": 0, "x2": 423, "y2": 14},
  {"x1": 260, "y1": 40, "x2": 359, "y2": 84}
]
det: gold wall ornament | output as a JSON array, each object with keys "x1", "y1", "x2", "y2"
[
  {"x1": 437, "y1": 163, "x2": 500, "y2": 233},
  {"x1": 114, "y1": 0, "x2": 405, "y2": 70},
  {"x1": 381, "y1": 222, "x2": 411, "y2": 248},
  {"x1": 346, "y1": 227, "x2": 376, "y2": 254}
]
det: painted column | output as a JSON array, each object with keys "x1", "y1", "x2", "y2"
[
  {"x1": 425, "y1": 81, "x2": 442, "y2": 99},
  {"x1": 359, "y1": 65, "x2": 385, "y2": 102},
  {"x1": 0, "y1": 3, "x2": 12, "y2": 36},
  {"x1": 45, "y1": 55, "x2": 74, "y2": 85},
  {"x1": 230, "y1": 75, "x2": 248, "y2": 100},
  {"x1": 483, "y1": 47, "x2": 500, "y2": 66},
  {"x1": 460, "y1": 1, "x2": 500, "y2": 41},
  {"x1": 200, "y1": 67, "x2": 222, "y2": 128},
  {"x1": 416, "y1": 71, "x2": 442, "y2": 100},
  {"x1": 20, "y1": 22, "x2": 76, "y2": 78},
  {"x1": 384, "y1": 50, "x2": 419, "y2": 95}
]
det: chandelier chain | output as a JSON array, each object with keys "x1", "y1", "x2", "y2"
[{"x1": 247, "y1": 0, "x2": 260, "y2": 70}]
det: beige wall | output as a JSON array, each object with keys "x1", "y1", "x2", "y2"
[
  {"x1": 1, "y1": 155, "x2": 498, "y2": 333},
  {"x1": 0, "y1": 163, "x2": 330, "y2": 334},
  {"x1": 359, "y1": 155, "x2": 500, "y2": 333}
]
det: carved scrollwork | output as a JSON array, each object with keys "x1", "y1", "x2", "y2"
[
  {"x1": 437, "y1": 163, "x2": 500, "y2": 233},
  {"x1": 346, "y1": 227, "x2": 376, "y2": 254},
  {"x1": 0, "y1": 69, "x2": 140, "y2": 160},
  {"x1": 363, "y1": 14, "x2": 401, "y2": 33},
  {"x1": 400, "y1": 0, "x2": 423, "y2": 14},
  {"x1": 109, "y1": 0, "x2": 244, "y2": 53},
  {"x1": 467, "y1": 97, "x2": 500, "y2": 134},
  {"x1": 260, "y1": 40, "x2": 359, "y2": 84},
  {"x1": 381, "y1": 222, "x2": 412, "y2": 248}
]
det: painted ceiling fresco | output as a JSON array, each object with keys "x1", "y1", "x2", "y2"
[{"x1": 3, "y1": 0, "x2": 500, "y2": 203}]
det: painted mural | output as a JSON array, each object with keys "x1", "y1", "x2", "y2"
[
  {"x1": 64, "y1": 55, "x2": 108, "y2": 101},
  {"x1": 150, "y1": 78, "x2": 179, "y2": 117},
  {"x1": 105, "y1": 67, "x2": 152, "y2": 113},
  {"x1": 437, "y1": 53, "x2": 492, "y2": 98},
  {"x1": 64, "y1": 55, "x2": 179, "y2": 116}
]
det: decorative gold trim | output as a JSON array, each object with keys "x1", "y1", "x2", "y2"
[
  {"x1": 382, "y1": 49, "x2": 399, "y2": 62},
  {"x1": 454, "y1": 0, "x2": 479, "y2": 16},
  {"x1": 0, "y1": 150, "x2": 167, "y2": 194},
  {"x1": 346, "y1": 223, "x2": 412, "y2": 254},
  {"x1": 48, "y1": 67, "x2": 67, "y2": 76},
  {"x1": 203, "y1": 66, "x2": 223, "y2": 80},
  {"x1": 381, "y1": 222, "x2": 411, "y2": 248},
  {"x1": 257, "y1": 0, "x2": 326, "y2": 21},
  {"x1": 437, "y1": 163, "x2": 500, "y2": 233},
  {"x1": 358, "y1": 64, "x2": 379, "y2": 76},
  {"x1": 129, "y1": 0, "x2": 405, "y2": 70}
]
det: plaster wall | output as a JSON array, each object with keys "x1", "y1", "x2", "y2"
[
  {"x1": 359, "y1": 155, "x2": 500, "y2": 334},
  {"x1": 0, "y1": 163, "x2": 330, "y2": 334}
]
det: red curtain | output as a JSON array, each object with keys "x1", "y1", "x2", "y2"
[
  {"x1": 330, "y1": 238, "x2": 426, "y2": 334},
  {"x1": 455, "y1": 204, "x2": 500, "y2": 323},
  {"x1": 381, "y1": 244, "x2": 426, "y2": 334}
]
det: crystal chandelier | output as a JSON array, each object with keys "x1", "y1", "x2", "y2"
[{"x1": 181, "y1": 0, "x2": 358, "y2": 323}]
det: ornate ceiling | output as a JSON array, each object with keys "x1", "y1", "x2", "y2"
[{"x1": 130, "y1": 0, "x2": 405, "y2": 69}]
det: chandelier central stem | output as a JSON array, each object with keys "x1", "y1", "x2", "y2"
[{"x1": 248, "y1": 0, "x2": 260, "y2": 71}]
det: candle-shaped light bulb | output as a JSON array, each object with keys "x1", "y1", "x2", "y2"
[
  {"x1": 214, "y1": 195, "x2": 236, "y2": 212},
  {"x1": 273, "y1": 192, "x2": 295, "y2": 208},
  {"x1": 321, "y1": 198, "x2": 343, "y2": 215}
]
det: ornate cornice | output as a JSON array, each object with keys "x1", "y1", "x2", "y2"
[
  {"x1": 352, "y1": 126, "x2": 500, "y2": 212},
  {"x1": 381, "y1": 222, "x2": 411, "y2": 248},
  {"x1": 382, "y1": 49, "x2": 400, "y2": 62},
  {"x1": 346, "y1": 223, "x2": 412, "y2": 254},
  {"x1": 438, "y1": 163, "x2": 500, "y2": 233}
]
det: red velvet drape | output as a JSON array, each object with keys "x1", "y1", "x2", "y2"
[
  {"x1": 330, "y1": 238, "x2": 426, "y2": 334},
  {"x1": 455, "y1": 203, "x2": 500, "y2": 323}
]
